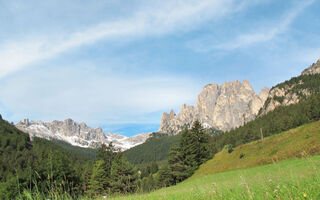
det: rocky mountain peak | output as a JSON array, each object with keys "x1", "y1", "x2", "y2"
[
  {"x1": 16, "y1": 118, "x2": 151, "y2": 150},
  {"x1": 259, "y1": 87, "x2": 270, "y2": 101},
  {"x1": 159, "y1": 80, "x2": 269, "y2": 134},
  {"x1": 302, "y1": 59, "x2": 320, "y2": 75}
]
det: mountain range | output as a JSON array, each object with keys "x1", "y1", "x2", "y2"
[
  {"x1": 159, "y1": 59, "x2": 320, "y2": 134},
  {"x1": 15, "y1": 59, "x2": 320, "y2": 150},
  {"x1": 15, "y1": 118, "x2": 151, "y2": 151}
]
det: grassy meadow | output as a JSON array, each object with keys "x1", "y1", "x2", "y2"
[
  {"x1": 110, "y1": 155, "x2": 320, "y2": 200},
  {"x1": 108, "y1": 121, "x2": 320, "y2": 200},
  {"x1": 20, "y1": 121, "x2": 320, "y2": 199}
]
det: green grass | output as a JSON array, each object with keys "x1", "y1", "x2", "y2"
[
  {"x1": 195, "y1": 120, "x2": 320, "y2": 177},
  {"x1": 109, "y1": 156, "x2": 320, "y2": 200},
  {"x1": 19, "y1": 121, "x2": 320, "y2": 199},
  {"x1": 107, "y1": 121, "x2": 320, "y2": 200}
]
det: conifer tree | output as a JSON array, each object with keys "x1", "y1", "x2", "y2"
[
  {"x1": 87, "y1": 160, "x2": 110, "y2": 196},
  {"x1": 156, "y1": 164, "x2": 173, "y2": 187},
  {"x1": 168, "y1": 145, "x2": 188, "y2": 184},
  {"x1": 110, "y1": 154, "x2": 138, "y2": 194},
  {"x1": 190, "y1": 120, "x2": 210, "y2": 166}
]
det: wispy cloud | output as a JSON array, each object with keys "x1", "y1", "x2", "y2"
[
  {"x1": 191, "y1": 0, "x2": 315, "y2": 52},
  {"x1": 0, "y1": 0, "x2": 247, "y2": 79},
  {"x1": 0, "y1": 65, "x2": 202, "y2": 125}
]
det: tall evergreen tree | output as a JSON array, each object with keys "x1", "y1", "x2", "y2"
[
  {"x1": 110, "y1": 154, "x2": 138, "y2": 194},
  {"x1": 87, "y1": 160, "x2": 110, "y2": 196},
  {"x1": 190, "y1": 120, "x2": 210, "y2": 166},
  {"x1": 168, "y1": 145, "x2": 188, "y2": 184},
  {"x1": 156, "y1": 164, "x2": 173, "y2": 188}
]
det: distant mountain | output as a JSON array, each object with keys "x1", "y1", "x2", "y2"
[
  {"x1": 159, "y1": 80, "x2": 269, "y2": 134},
  {"x1": 259, "y1": 59, "x2": 320, "y2": 115},
  {"x1": 16, "y1": 118, "x2": 151, "y2": 151}
]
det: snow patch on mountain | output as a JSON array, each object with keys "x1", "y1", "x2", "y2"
[{"x1": 16, "y1": 118, "x2": 151, "y2": 151}]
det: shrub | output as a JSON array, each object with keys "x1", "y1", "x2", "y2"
[
  {"x1": 224, "y1": 144, "x2": 233, "y2": 153},
  {"x1": 239, "y1": 152, "x2": 245, "y2": 159}
]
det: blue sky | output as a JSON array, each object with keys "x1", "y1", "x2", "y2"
[{"x1": 0, "y1": 0, "x2": 320, "y2": 136}]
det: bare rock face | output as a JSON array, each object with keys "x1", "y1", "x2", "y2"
[
  {"x1": 260, "y1": 58, "x2": 320, "y2": 115},
  {"x1": 16, "y1": 118, "x2": 151, "y2": 150},
  {"x1": 302, "y1": 59, "x2": 320, "y2": 75},
  {"x1": 159, "y1": 80, "x2": 269, "y2": 134}
]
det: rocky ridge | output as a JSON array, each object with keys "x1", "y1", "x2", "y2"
[
  {"x1": 302, "y1": 59, "x2": 320, "y2": 75},
  {"x1": 159, "y1": 80, "x2": 269, "y2": 134},
  {"x1": 260, "y1": 59, "x2": 320, "y2": 115},
  {"x1": 16, "y1": 119, "x2": 151, "y2": 151}
]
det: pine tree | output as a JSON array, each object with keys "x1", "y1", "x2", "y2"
[
  {"x1": 156, "y1": 164, "x2": 173, "y2": 188},
  {"x1": 110, "y1": 154, "x2": 138, "y2": 194},
  {"x1": 168, "y1": 145, "x2": 188, "y2": 184},
  {"x1": 97, "y1": 143, "x2": 116, "y2": 176},
  {"x1": 87, "y1": 160, "x2": 110, "y2": 196},
  {"x1": 190, "y1": 120, "x2": 210, "y2": 166}
]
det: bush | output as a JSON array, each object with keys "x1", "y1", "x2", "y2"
[
  {"x1": 224, "y1": 144, "x2": 233, "y2": 153},
  {"x1": 239, "y1": 152, "x2": 245, "y2": 159}
]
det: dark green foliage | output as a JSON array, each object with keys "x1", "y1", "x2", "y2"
[
  {"x1": 140, "y1": 175, "x2": 156, "y2": 192},
  {"x1": 156, "y1": 164, "x2": 173, "y2": 188},
  {"x1": 110, "y1": 154, "x2": 138, "y2": 194},
  {"x1": 123, "y1": 134, "x2": 180, "y2": 164},
  {"x1": 50, "y1": 139, "x2": 97, "y2": 159},
  {"x1": 96, "y1": 143, "x2": 117, "y2": 177},
  {"x1": 273, "y1": 95, "x2": 285, "y2": 104},
  {"x1": 139, "y1": 162, "x2": 159, "y2": 178},
  {"x1": 161, "y1": 121, "x2": 211, "y2": 187},
  {"x1": 168, "y1": 145, "x2": 189, "y2": 184},
  {"x1": 224, "y1": 144, "x2": 234, "y2": 153},
  {"x1": 87, "y1": 160, "x2": 110, "y2": 196},
  {"x1": 0, "y1": 117, "x2": 90, "y2": 199},
  {"x1": 240, "y1": 152, "x2": 245, "y2": 159}
]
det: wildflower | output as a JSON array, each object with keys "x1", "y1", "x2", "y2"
[{"x1": 303, "y1": 193, "x2": 307, "y2": 198}]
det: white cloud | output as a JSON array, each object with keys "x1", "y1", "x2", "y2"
[
  {"x1": 0, "y1": 66, "x2": 202, "y2": 125},
  {"x1": 193, "y1": 0, "x2": 315, "y2": 51},
  {"x1": 0, "y1": 0, "x2": 249, "y2": 79}
]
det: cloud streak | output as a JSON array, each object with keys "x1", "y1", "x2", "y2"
[
  {"x1": 192, "y1": 0, "x2": 315, "y2": 51},
  {"x1": 0, "y1": 0, "x2": 246, "y2": 79}
]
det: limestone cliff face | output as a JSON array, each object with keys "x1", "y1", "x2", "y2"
[
  {"x1": 260, "y1": 59, "x2": 320, "y2": 115},
  {"x1": 159, "y1": 80, "x2": 269, "y2": 134}
]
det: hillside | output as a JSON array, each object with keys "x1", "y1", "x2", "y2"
[
  {"x1": 123, "y1": 134, "x2": 180, "y2": 164},
  {"x1": 112, "y1": 121, "x2": 320, "y2": 200},
  {"x1": 194, "y1": 120, "x2": 320, "y2": 177},
  {"x1": 112, "y1": 155, "x2": 320, "y2": 200},
  {"x1": 260, "y1": 73, "x2": 320, "y2": 115},
  {"x1": 0, "y1": 117, "x2": 92, "y2": 199}
]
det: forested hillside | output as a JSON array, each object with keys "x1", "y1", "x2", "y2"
[
  {"x1": 0, "y1": 116, "x2": 93, "y2": 199},
  {"x1": 123, "y1": 134, "x2": 180, "y2": 164}
]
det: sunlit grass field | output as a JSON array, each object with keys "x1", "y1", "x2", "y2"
[
  {"x1": 111, "y1": 155, "x2": 320, "y2": 200},
  {"x1": 110, "y1": 121, "x2": 320, "y2": 200}
]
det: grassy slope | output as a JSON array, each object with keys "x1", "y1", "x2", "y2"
[
  {"x1": 194, "y1": 120, "x2": 320, "y2": 177},
  {"x1": 109, "y1": 121, "x2": 320, "y2": 200},
  {"x1": 112, "y1": 156, "x2": 320, "y2": 200}
]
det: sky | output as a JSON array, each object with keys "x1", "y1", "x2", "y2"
[{"x1": 0, "y1": 0, "x2": 320, "y2": 136}]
